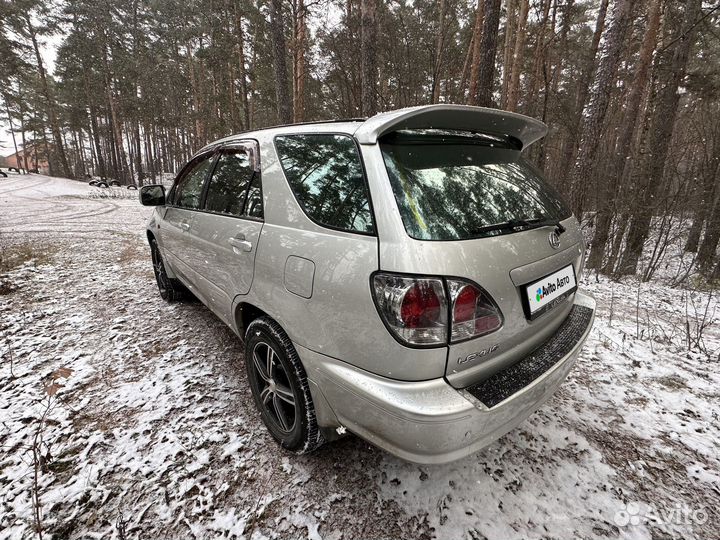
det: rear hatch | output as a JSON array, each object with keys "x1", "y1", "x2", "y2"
[{"x1": 371, "y1": 127, "x2": 583, "y2": 388}]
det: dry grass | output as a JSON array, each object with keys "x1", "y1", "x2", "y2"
[
  {"x1": 0, "y1": 237, "x2": 54, "y2": 294},
  {"x1": 0, "y1": 243, "x2": 52, "y2": 272}
]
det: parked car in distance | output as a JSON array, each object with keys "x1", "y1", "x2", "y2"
[{"x1": 140, "y1": 104, "x2": 595, "y2": 464}]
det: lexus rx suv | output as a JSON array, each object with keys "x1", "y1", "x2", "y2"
[{"x1": 140, "y1": 104, "x2": 595, "y2": 464}]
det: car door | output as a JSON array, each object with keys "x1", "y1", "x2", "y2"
[
  {"x1": 160, "y1": 152, "x2": 215, "y2": 286},
  {"x1": 187, "y1": 141, "x2": 264, "y2": 324}
]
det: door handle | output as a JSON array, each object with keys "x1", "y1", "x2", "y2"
[
  {"x1": 229, "y1": 235, "x2": 252, "y2": 252},
  {"x1": 179, "y1": 222, "x2": 190, "y2": 231}
]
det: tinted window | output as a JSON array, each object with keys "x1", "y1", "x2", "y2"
[
  {"x1": 244, "y1": 176, "x2": 263, "y2": 219},
  {"x1": 275, "y1": 134, "x2": 373, "y2": 233},
  {"x1": 176, "y1": 156, "x2": 213, "y2": 209},
  {"x1": 379, "y1": 132, "x2": 570, "y2": 240},
  {"x1": 205, "y1": 151, "x2": 257, "y2": 217}
]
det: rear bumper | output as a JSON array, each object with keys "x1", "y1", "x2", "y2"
[{"x1": 297, "y1": 291, "x2": 595, "y2": 464}]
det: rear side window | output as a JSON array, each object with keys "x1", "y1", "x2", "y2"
[
  {"x1": 176, "y1": 156, "x2": 213, "y2": 209},
  {"x1": 244, "y1": 176, "x2": 263, "y2": 219},
  {"x1": 204, "y1": 151, "x2": 261, "y2": 218},
  {"x1": 379, "y1": 131, "x2": 570, "y2": 240},
  {"x1": 274, "y1": 134, "x2": 374, "y2": 234}
]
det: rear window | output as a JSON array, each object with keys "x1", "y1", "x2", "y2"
[
  {"x1": 274, "y1": 134, "x2": 374, "y2": 234},
  {"x1": 380, "y1": 131, "x2": 570, "y2": 241}
]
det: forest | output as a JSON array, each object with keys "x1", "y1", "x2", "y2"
[{"x1": 1, "y1": 0, "x2": 719, "y2": 281}]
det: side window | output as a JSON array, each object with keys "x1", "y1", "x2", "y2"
[
  {"x1": 204, "y1": 151, "x2": 259, "y2": 217},
  {"x1": 175, "y1": 156, "x2": 213, "y2": 209},
  {"x1": 244, "y1": 176, "x2": 263, "y2": 219},
  {"x1": 274, "y1": 134, "x2": 374, "y2": 233}
]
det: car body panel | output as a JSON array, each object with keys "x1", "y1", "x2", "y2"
[
  {"x1": 186, "y1": 212, "x2": 263, "y2": 324},
  {"x1": 160, "y1": 207, "x2": 198, "y2": 287},
  {"x1": 297, "y1": 291, "x2": 595, "y2": 464}
]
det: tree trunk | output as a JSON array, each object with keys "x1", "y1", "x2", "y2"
[
  {"x1": 505, "y1": 0, "x2": 529, "y2": 112},
  {"x1": 524, "y1": 0, "x2": 551, "y2": 117},
  {"x1": 102, "y1": 45, "x2": 129, "y2": 183},
  {"x1": 466, "y1": 0, "x2": 485, "y2": 105},
  {"x1": 556, "y1": 0, "x2": 609, "y2": 184},
  {"x1": 270, "y1": 0, "x2": 293, "y2": 123},
  {"x1": 134, "y1": 121, "x2": 143, "y2": 186},
  {"x1": 292, "y1": 0, "x2": 308, "y2": 122},
  {"x1": 696, "y1": 158, "x2": 720, "y2": 272},
  {"x1": 360, "y1": 0, "x2": 378, "y2": 116},
  {"x1": 234, "y1": 5, "x2": 251, "y2": 130},
  {"x1": 587, "y1": 0, "x2": 661, "y2": 271},
  {"x1": 617, "y1": 0, "x2": 703, "y2": 276},
  {"x1": 86, "y1": 93, "x2": 106, "y2": 178},
  {"x1": 500, "y1": 0, "x2": 517, "y2": 109},
  {"x1": 458, "y1": 32, "x2": 474, "y2": 101},
  {"x1": 430, "y1": 0, "x2": 447, "y2": 104},
  {"x1": 19, "y1": 107, "x2": 30, "y2": 172},
  {"x1": 2, "y1": 94, "x2": 21, "y2": 170},
  {"x1": 567, "y1": 0, "x2": 633, "y2": 219},
  {"x1": 474, "y1": 0, "x2": 502, "y2": 107},
  {"x1": 685, "y1": 125, "x2": 720, "y2": 253},
  {"x1": 24, "y1": 14, "x2": 72, "y2": 178}
]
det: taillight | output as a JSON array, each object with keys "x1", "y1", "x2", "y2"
[
  {"x1": 447, "y1": 280, "x2": 502, "y2": 342},
  {"x1": 372, "y1": 273, "x2": 503, "y2": 346},
  {"x1": 372, "y1": 274, "x2": 447, "y2": 346}
]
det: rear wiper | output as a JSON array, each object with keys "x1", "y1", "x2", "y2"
[
  {"x1": 472, "y1": 217, "x2": 566, "y2": 236},
  {"x1": 509, "y1": 218, "x2": 566, "y2": 234}
]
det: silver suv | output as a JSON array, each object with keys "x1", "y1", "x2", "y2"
[{"x1": 140, "y1": 105, "x2": 595, "y2": 464}]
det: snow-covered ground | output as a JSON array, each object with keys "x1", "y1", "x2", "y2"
[{"x1": 1, "y1": 175, "x2": 718, "y2": 539}]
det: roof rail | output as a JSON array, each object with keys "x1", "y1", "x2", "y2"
[{"x1": 196, "y1": 117, "x2": 368, "y2": 154}]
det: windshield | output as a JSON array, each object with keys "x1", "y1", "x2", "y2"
[{"x1": 379, "y1": 132, "x2": 570, "y2": 241}]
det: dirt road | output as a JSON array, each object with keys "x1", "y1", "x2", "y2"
[{"x1": 1, "y1": 175, "x2": 718, "y2": 539}]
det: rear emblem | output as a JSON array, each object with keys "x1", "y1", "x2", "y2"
[{"x1": 549, "y1": 231, "x2": 561, "y2": 249}]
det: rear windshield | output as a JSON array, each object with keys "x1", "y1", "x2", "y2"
[{"x1": 379, "y1": 131, "x2": 570, "y2": 241}]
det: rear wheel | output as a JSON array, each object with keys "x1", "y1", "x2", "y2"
[
  {"x1": 150, "y1": 238, "x2": 183, "y2": 301},
  {"x1": 245, "y1": 317, "x2": 324, "y2": 453}
]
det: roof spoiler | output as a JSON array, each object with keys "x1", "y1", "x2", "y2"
[{"x1": 353, "y1": 104, "x2": 548, "y2": 150}]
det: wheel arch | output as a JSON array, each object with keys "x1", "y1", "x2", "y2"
[
  {"x1": 234, "y1": 301, "x2": 271, "y2": 338},
  {"x1": 146, "y1": 230, "x2": 178, "y2": 280},
  {"x1": 235, "y1": 300, "x2": 342, "y2": 439}
]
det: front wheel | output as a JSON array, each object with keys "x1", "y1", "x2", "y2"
[
  {"x1": 150, "y1": 238, "x2": 184, "y2": 301},
  {"x1": 245, "y1": 317, "x2": 324, "y2": 454}
]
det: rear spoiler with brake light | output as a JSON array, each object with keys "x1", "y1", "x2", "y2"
[{"x1": 353, "y1": 104, "x2": 548, "y2": 150}]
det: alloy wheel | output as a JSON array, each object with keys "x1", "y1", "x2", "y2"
[
  {"x1": 251, "y1": 341, "x2": 297, "y2": 433},
  {"x1": 151, "y1": 243, "x2": 169, "y2": 295}
]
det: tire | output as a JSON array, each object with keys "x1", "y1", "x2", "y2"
[
  {"x1": 97, "y1": 182, "x2": 108, "y2": 188},
  {"x1": 245, "y1": 317, "x2": 324, "y2": 454},
  {"x1": 149, "y1": 238, "x2": 184, "y2": 301},
  {"x1": 110, "y1": 180, "x2": 120, "y2": 187},
  {"x1": 127, "y1": 184, "x2": 138, "y2": 190}
]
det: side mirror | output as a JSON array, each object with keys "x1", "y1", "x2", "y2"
[{"x1": 139, "y1": 184, "x2": 166, "y2": 206}]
